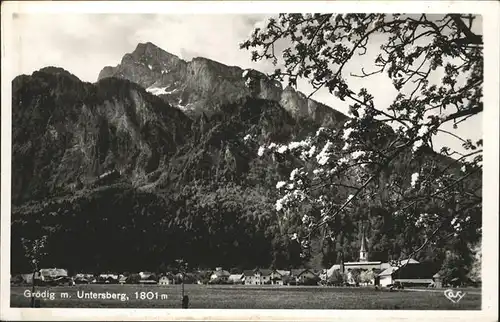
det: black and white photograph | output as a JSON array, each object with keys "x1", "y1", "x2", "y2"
[{"x1": 1, "y1": 1, "x2": 498, "y2": 321}]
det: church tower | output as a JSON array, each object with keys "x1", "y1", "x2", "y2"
[{"x1": 359, "y1": 223, "x2": 368, "y2": 262}]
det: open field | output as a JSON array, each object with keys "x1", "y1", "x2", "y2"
[{"x1": 11, "y1": 284, "x2": 480, "y2": 309}]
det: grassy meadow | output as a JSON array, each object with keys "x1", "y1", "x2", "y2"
[{"x1": 10, "y1": 284, "x2": 481, "y2": 310}]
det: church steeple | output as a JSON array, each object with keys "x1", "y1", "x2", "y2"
[{"x1": 359, "y1": 222, "x2": 368, "y2": 262}]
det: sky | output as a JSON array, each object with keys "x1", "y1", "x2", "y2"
[{"x1": 8, "y1": 12, "x2": 483, "y2": 157}]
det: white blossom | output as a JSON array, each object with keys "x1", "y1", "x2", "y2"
[
  {"x1": 292, "y1": 189, "x2": 306, "y2": 201},
  {"x1": 323, "y1": 30, "x2": 333, "y2": 41},
  {"x1": 302, "y1": 214, "x2": 310, "y2": 224},
  {"x1": 307, "y1": 146, "x2": 316, "y2": 157},
  {"x1": 338, "y1": 157, "x2": 349, "y2": 165},
  {"x1": 418, "y1": 125, "x2": 429, "y2": 137},
  {"x1": 242, "y1": 70, "x2": 249, "y2": 78},
  {"x1": 320, "y1": 46, "x2": 329, "y2": 58},
  {"x1": 404, "y1": 44, "x2": 416, "y2": 56},
  {"x1": 276, "y1": 181, "x2": 286, "y2": 189},
  {"x1": 316, "y1": 127, "x2": 326, "y2": 136},
  {"x1": 291, "y1": 233, "x2": 298, "y2": 240},
  {"x1": 411, "y1": 172, "x2": 420, "y2": 187},
  {"x1": 347, "y1": 194, "x2": 354, "y2": 202},
  {"x1": 316, "y1": 141, "x2": 333, "y2": 165},
  {"x1": 398, "y1": 125, "x2": 408, "y2": 134},
  {"x1": 317, "y1": 154, "x2": 329, "y2": 165},
  {"x1": 461, "y1": 165, "x2": 466, "y2": 172},
  {"x1": 277, "y1": 145, "x2": 288, "y2": 154},
  {"x1": 257, "y1": 146, "x2": 266, "y2": 157},
  {"x1": 342, "y1": 128, "x2": 354, "y2": 140},
  {"x1": 351, "y1": 150, "x2": 365, "y2": 160},
  {"x1": 451, "y1": 217, "x2": 458, "y2": 226},
  {"x1": 268, "y1": 142, "x2": 277, "y2": 150},
  {"x1": 313, "y1": 168, "x2": 324, "y2": 175},
  {"x1": 276, "y1": 196, "x2": 288, "y2": 211},
  {"x1": 412, "y1": 139, "x2": 423, "y2": 152},
  {"x1": 288, "y1": 140, "x2": 309, "y2": 150},
  {"x1": 288, "y1": 183, "x2": 295, "y2": 190},
  {"x1": 243, "y1": 134, "x2": 252, "y2": 141},
  {"x1": 290, "y1": 168, "x2": 299, "y2": 181},
  {"x1": 358, "y1": 106, "x2": 366, "y2": 119}
]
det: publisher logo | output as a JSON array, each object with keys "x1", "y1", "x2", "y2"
[{"x1": 444, "y1": 289, "x2": 466, "y2": 303}]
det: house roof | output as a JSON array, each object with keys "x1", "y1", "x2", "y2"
[
  {"x1": 40, "y1": 268, "x2": 68, "y2": 277},
  {"x1": 344, "y1": 261, "x2": 382, "y2": 265},
  {"x1": 291, "y1": 269, "x2": 317, "y2": 277},
  {"x1": 275, "y1": 270, "x2": 291, "y2": 276},
  {"x1": 391, "y1": 258, "x2": 420, "y2": 266},
  {"x1": 139, "y1": 272, "x2": 154, "y2": 279},
  {"x1": 378, "y1": 267, "x2": 398, "y2": 277},
  {"x1": 212, "y1": 270, "x2": 230, "y2": 277},
  {"x1": 243, "y1": 270, "x2": 256, "y2": 276},
  {"x1": 259, "y1": 269, "x2": 273, "y2": 276},
  {"x1": 228, "y1": 274, "x2": 244, "y2": 281},
  {"x1": 380, "y1": 262, "x2": 392, "y2": 270}
]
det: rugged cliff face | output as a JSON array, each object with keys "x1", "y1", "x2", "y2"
[
  {"x1": 12, "y1": 67, "x2": 192, "y2": 205},
  {"x1": 98, "y1": 42, "x2": 347, "y2": 125}
]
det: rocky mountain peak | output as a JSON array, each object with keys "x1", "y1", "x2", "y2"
[{"x1": 97, "y1": 42, "x2": 347, "y2": 126}]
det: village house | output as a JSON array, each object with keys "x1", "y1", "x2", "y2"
[
  {"x1": 386, "y1": 261, "x2": 438, "y2": 287},
  {"x1": 118, "y1": 275, "x2": 128, "y2": 285},
  {"x1": 228, "y1": 273, "x2": 244, "y2": 284},
  {"x1": 290, "y1": 269, "x2": 318, "y2": 284},
  {"x1": 270, "y1": 270, "x2": 289, "y2": 285},
  {"x1": 243, "y1": 269, "x2": 262, "y2": 285},
  {"x1": 378, "y1": 266, "x2": 398, "y2": 287},
  {"x1": 21, "y1": 273, "x2": 34, "y2": 284},
  {"x1": 210, "y1": 267, "x2": 230, "y2": 282},
  {"x1": 259, "y1": 269, "x2": 274, "y2": 285},
  {"x1": 242, "y1": 269, "x2": 291, "y2": 285},
  {"x1": 98, "y1": 273, "x2": 119, "y2": 283},
  {"x1": 158, "y1": 274, "x2": 174, "y2": 285},
  {"x1": 38, "y1": 268, "x2": 68, "y2": 281},
  {"x1": 138, "y1": 272, "x2": 158, "y2": 284},
  {"x1": 74, "y1": 273, "x2": 94, "y2": 284}
]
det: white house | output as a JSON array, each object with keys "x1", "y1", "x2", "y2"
[
  {"x1": 158, "y1": 275, "x2": 173, "y2": 285},
  {"x1": 139, "y1": 271, "x2": 153, "y2": 280},
  {"x1": 243, "y1": 270, "x2": 261, "y2": 285},
  {"x1": 210, "y1": 267, "x2": 230, "y2": 282},
  {"x1": 290, "y1": 269, "x2": 318, "y2": 284},
  {"x1": 38, "y1": 268, "x2": 68, "y2": 281},
  {"x1": 228, "y1": 274, "x2": 244, "y2": 284},
  {"x1": 378, "y1": 267, "x2": 398, "y2": 287}
]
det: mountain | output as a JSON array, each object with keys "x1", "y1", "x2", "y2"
[
  {"x1": 10, "y1": 44, "x2": 481, "y2": 275},
  {"x1": 98, "y1": 42, "x2": 347, "y2": 125},
  {"x1": 11, "y1": 64, "x2": 310, "y2": 273},
  {"x1": 12, "y1": 67, "x2": 192, "y2": 205}
]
